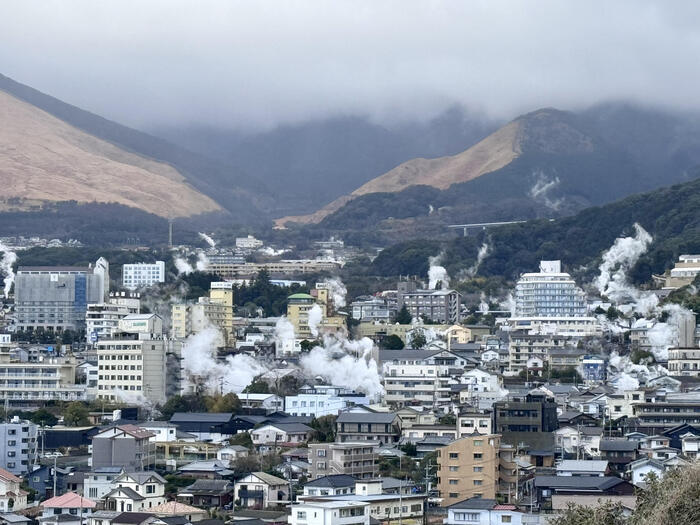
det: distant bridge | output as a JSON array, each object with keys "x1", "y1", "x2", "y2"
[{"x1": 447, "y1": 219, "x2": 553, "y2": 236}]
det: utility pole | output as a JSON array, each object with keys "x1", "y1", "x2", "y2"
[{"x1": 52, "y1": 455, "x2": 57, "y2": 497}]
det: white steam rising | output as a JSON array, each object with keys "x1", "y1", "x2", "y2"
[
  {"x1": 173, "y1": 250, "x2": 210, "y2": 275},
  {"x1": 258, "y1": 247, "x2": 290, "y2": 257},
  {"x1": 181, "y1": 326, "x2": 268, "y2": 394},
  {"x1": 198, "y1": 232, "x2": 216, "y2": 248},
  {"x1": 464, "y1": 242, "x2": 490, "y2": 278},
  {"x1": 478, "y1": 292, "x2": 489, "y2": 314},
  {"x1": 428, "y1": 253, "x2": 450, "y2": 289},
  {"x1": 320, "y1": 277, "x2": 347, "y2": 308},
  {"x1": 308, "y1": 304, "x2": 323, "y2": 337},
  {"x1": 529, "y1": 171, "x2": 564, "y2": 211},
  {"x1": 174, "y1": 257, "x2": 194, "y2": 275},
  {"x1": 501, "y1": 293, "x2": 516, "y2": 317},
  {"x1": 0, "y1": 242, "x2": 17, "y2": 297},
  {"x1": 300, "y1": 335, "x2": 384, "y2": 399}
]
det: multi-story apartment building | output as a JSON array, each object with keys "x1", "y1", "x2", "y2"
[
  {"x1": 493, "y1": 391, "x2": 559, "y2": 434},
  {"x1": 457, "y1": 410, "x2": 493, "y2": 437},
  {"x1": 507, "y1": 332, "x2": 573, "y2": 373},
  {"x1": 172, "y1": 282, "x2": 235, "y2": 345},
  {"x1": 436, "y1": 435, "x2": 512, "y2": 504},
  {"x1": 91, "y1": 425, "x2": 155, "y2": 470},
  {"x1": 350, "y1": 296, "x2": 396, "y2": 322},
  {"x1": 235, "y1": 235, "x2": 264, "y2": 250},
  {"x1": 308, "y1": 442, "x2": 378, "y2": 479},
  {"x1": 86, "y1": 292, "x2": 141, "y2": 340},
  {"x1": 663, "y1": 254, "x2": 700, "y2": 289},
  {"x1": 122, "y1": 261, "x2": 165, "y2": 290},
  {"x1": 396, "y1": 281, "x2": 461, "y2": 324},
  {"x1": 335, "y1": 412, "x2": 401, "y2": 444},
  {"x1": 287, "y1": 288, "x2": 345, "y2": 340},
  {"x1": 514, "y1": 260, "x2": 586, "y2": 317},
  {"x1": 632, "y1": 392, "x2": 700, "y2": 434},
  {"x1": 0, "y1": 418, "x2": 38, "y2": 475},
  {"x1": 668, "y1": 347, "x2": 700, "y2": 376},
  {"x1": 380, "y1": 349, "x2": 467, "y2": 409},
  {"x1": 286, "y1": 386, "x2": 368, "y2": 417},
  {"x1": 95, "y1": 314, "x2": 167, "y2": 405},
  {"x1": 14, "y1": 258, "x2": 109, "y2": 331}
]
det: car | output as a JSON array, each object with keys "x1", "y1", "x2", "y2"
[{"x1": 42, "y1": 452, "x2": 63, "y2": 458}]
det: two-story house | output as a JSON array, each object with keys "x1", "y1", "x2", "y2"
[
  {"x1": 233, "y1": 472, "x2": 289, "y2": 509},
  {"x1": 0, "y1": 467, "x2": 27, "y2": 512},
  {"x1": 335, "y1": 412, "x2": 401, "y2": 444},
  {"x1": 40, "y1": 493, "x2": 96, "y2": 525},
  {"x1": 103, "y1": 472, "x2": 167, "y2": 512}
]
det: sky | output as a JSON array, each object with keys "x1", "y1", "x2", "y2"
[{"x1": 1, "y1": 1, "x2": 699, "y2": 131}]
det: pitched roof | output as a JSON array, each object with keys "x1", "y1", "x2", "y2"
[
  {"x1": 448, "y1": 497, "x2": 498, "y2": 510},
  {"x1": 247, "y1": 472, "x2": 287, "y2": 486},
  {"x1": 151, "y1": 501, "x2": 206, "y2": 515},
  {"x1": 336, "y1": 412, "x2": 397, "y2": 424},
  {"x1": 119, "y1": 471, "x2": 167, "y2": 484},
  {"x1": 179, "y1": 479, "x2": 232, "y2": 494},
  {"x1": 304, "y1": 475, "x2": 356, "y2": 488},
  {"x1": 256, "y1": 422, "x2": 312, "y2": 433},
  {"x1": 600, "y1": 439, "x2": 639, "y2": 452},
  {"x1": 557, "y1": 460, "x2": 608, "y2": 472},
  {"x1": 42, "y1": 492, "x2": 97, "y2": 508},
  {"x1": 105, "y1": 486, "x2": 144, "y2": 501},
  {"x1": 170, "y1": 412, "x2": 234, "y2": 423},
  {"x1": 112, "y1": 512, "x2": 157, "y2": 525},
  {"x1": 96, "y1": 425, "x2": 154, "y2": 440},
  {"x1": 534, "y1": 476, "x2": 625, "y2": 491},
  {"x1": 0, "y1": 467, "x2": 21, "y2": 483}
]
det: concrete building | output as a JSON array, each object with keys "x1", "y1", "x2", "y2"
[
  {"x1": 235, "y1": 235, "x2": 264, "y2": 250},
  {"x1": 514, "y1": 260, "x2": 586, "y2": 317},
  {"x1": 208, "y1": 260, "x2": 341, "y2": 280},
  {"x1": 662, "y1": 254, "x2": 700, "y2": 289},
  {"x1": 86, "y1": 292, "x2": 141, "y2": 340},
  {"x1": 233, "y1": 472, "x2": 289, "y2": 508},
  {"x1": 350, "y1": 296, "x2": 396, "y2": 322},
  {"x1": 396, "y1": 281, "x2": 461, "y2": 324},
  {"x1": 122, "y1": 262, "x2": 165, "y2": 291},
  {"x1": 668, "y1": 347, "x2": 700, "y2": 376},
  {"x1": 172, "y1": 282, "x2": 235, "y2": 345},
  {"x1": 285, "y1": 386, "x2": 368, "y2": 418},
  {"x1": 288, "y1": 501, "x2": 369, "y2": 525},
  {"x1": 436, "y1": 435, "x2": 504, "y2": 503},
  {"x1": 0, "y1": 418, "x2": 38, "y2": 475},
  {"x1": 14, "y1": 258, "x2": 109, "y2": 331},
  {"x1": 90, "y1": 425, "x2": 155, "y2": 471},
  {"x1": 493, "y1": 391, "x2": 559, "y2": 434},
  {"x1": 308, "y1": 442, "x2": 378, "y2": 479},
  {"x1": 380, "y1": 349, "x2": 467, "y2": 409},
  {"x1": 335, "y1": 412, "x2": 401, "y2": 444},
  {"x1": 445, "y1": 498, "x2": 522, "y2": 525},
  {"x1": 95, "y1": 314, "x2": 167, "y2": 405},
  {"x1": 287, "y1": 289, "x2": 345, "y2": 341}
]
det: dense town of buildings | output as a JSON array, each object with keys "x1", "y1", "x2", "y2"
[{"x1": 0, "y1": 248, "x2": 697, "y2": 525}]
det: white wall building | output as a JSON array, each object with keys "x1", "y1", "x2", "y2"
[
  {"x1": 0, "y1": 418, "x2": 38, "y2": 475},
  {"x1": 235, "y1": 235, "x2": 264, "y2": 250},
  {"x1": 288, "y1": 501, "x2": 369, "y2": 525},
  {"x1": 122, "y1": 262, "x2": 165, "y2": 291}
]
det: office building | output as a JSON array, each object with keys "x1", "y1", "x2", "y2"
[
  {"x1": 0, "y1": 418, "x2": 38, "y2": 475},
  {"x1": 14, "y1": 258, "x2": 109, "y2": 331},
  {"x1": 122, "y1": 261, "x2": 165, "y2": 290},
  {"x1": 514, "y1": 260, "x2": 586, "y2": 317},
  {"x1": 493, "y1": 391, "x2": 559, "y2": 434},
  {"x1": 95, "y1": 314, "x2": 167, "y2": 405},
  {"x1": 396, "y1": 281, "x2": 461, "y2": 324}
]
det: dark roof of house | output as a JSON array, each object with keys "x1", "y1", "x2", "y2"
[
  {"x1": 378, "y1": 350, "x2": 443, "y2": 362},
  {"x1": 600, "y1": 439, "x2": 639, "y2": 452},
  {"x1": 105, "y1": 487, "x2": 143, "y2": 501},
  {"x1": 180, "y1": 479, "x2": 232, "y2": 494},
  {"x1": 534, "y1": 476, "x2": 626, "y2": 491},
  {"x1": 448, "y1": 497, "x2": 498, "y2": 510},
  {"x1": 112, "y1": 513, "x2": 155, "y2": 525},
  {"x1": 304, "y1": 474, "x2": 356, "y2": 488},
  {"x1": 257, "y1": 422, "x2": 312, "y2": 433},
  {"x1": 170, "y1": 413, "x2": 234, "y2": 423},
  {"x1": 337, "y1": 412, "x2": 397, "y2": 424},
  {"x1": 159, "y1": 518, "x2": 189, "y2": 525},
  {"x1": 195, "y1": 520, "x2": 225, "y2": 525}
]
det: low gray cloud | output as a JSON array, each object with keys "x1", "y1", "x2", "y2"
[{"x1": 1, "y1": 0, "x2": 699, "y2": 130}]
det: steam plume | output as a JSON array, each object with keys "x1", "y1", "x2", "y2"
[
  {"x1": 320, "y1": 277, "x2": 347, "y2": 308},
  {"x1": 428, "y1": 253, "x2": 450, "y2": 289},
  {"x1": 308, "y1": 304, "x2": 323, "y2": 337},
  {"x1": 0, "y1": 242, "x2": 17, "y2": 297},
  {"x1": 529, "y1": 171, "x2": 564, "y2": 211},
  {"x1": 198, "y1": 232, "x2": 216, "y2": 248}
]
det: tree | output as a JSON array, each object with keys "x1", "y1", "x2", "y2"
[
  {"x1": 394, "y1": 305, "x2": 412, "y2": 325},
  {"x1": 31, "y1": 408, "x2": 58, "y2": 427},
  {"x1": 207, "y1": 393, "x2": 241, "y2": 413},
  {"x1": 438, "y1": 413, "x2": 456, "y2": 425},
  {"x1": 243, "y1": 379, "x2": 271, "y2": 394},
  {"x1": 400, "y1": 442, "x2": 417, "y2": 457},
  {"x1": 382, "y1": 334, "x2": 405, "y2": 350},
  {"x1": 229, "y1": 431, "x2": 253, "y2": 449},
  {"x1": 300, "y1": 339, "x2": 318, "y2": 352},
  {"x1": 411, "y1": 329, "x2": 427, "y2": 349},
  {"x1": 310, "y1": 415, "x2": 337, "y2": 443},
  {"x1": 63, "y1": 402, "x2": 89, "y2": 427},
  {"x1": 157, "y1": 394, "x2": 209, "y2": 420}
]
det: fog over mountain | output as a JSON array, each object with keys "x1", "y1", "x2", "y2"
[{"x1": 2, "y1": 1, "x2": 700, "y2": 131}]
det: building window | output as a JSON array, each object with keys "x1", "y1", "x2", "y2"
[
  {"x1": 501, "y1": 517, "x2": 512, "y2": 523},
  {"x1": 473, "y1": 480, "x2": 482, "y2": 486},
  {"x1": 473, "y1": 453, "x2": 482, "y2": 460},
  {"x1": 449, "y1": 452, "x2": 459, "y2": 459},
  {"x1": 449, "y1": 466, "x2": 459, "y2": 472},
  {"x1": 448, "y1": 479, "x2": 458, "y2": 485}
]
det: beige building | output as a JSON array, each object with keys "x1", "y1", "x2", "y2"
[
  {"x1": 287, "y1": 285, "x2": 345, "y2": 340},
  {"x1": 357, "y1": 322, "x2": 448, "y2": 344},
  {"x1": 436, "y1": 435, "x2": 504, "y2": 504},
  {"x1": 308, "y1": 442, "x2": 378, "y2": 479},
  {"x1": 0, "y1": 337, "x2": 84, "y2": 404},
  {"x1": 172, "y1": 282, "x2": 235, "y2": 345},
  {"x1": 96, "y1": 314, "x2": 167, "y2": 405},
  {"x1": 209, "y1": 260, "x2": 341, "y2": 280},
  {"x1": 662, "y1": 254, "x2": 700, "y2": 289},
  {"x1": 668, "y1": 347, "x2": 700, "y2": 376}
]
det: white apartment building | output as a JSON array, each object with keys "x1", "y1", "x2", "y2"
[
  {"x1": 288, "y1": 501, "x2": 370, "y2": 525},
  {"x1": 235, "y1": 235, "x2": 264, "y2": 249},
  {"x1": 86, "y1": 292, "x2": 141, "y2": 340},
  {"x1": 380, "y1": 349, "x2": 467, "y2": 409},
  {"x1": 95, "y1": 314, "x2": 167, "y2": 405},
  {"x1": 0, "y1": 418, "x2": 38, "y2": 475},
  {"x1": 514, "y1": 260, "x2": 586, "y2": 317},
  {"x1": 286, "y1": 386, "x2": 369, "y2": 417},
  {"x1": 122, "y1": 262, "x2": 165, "y2": 291}
]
